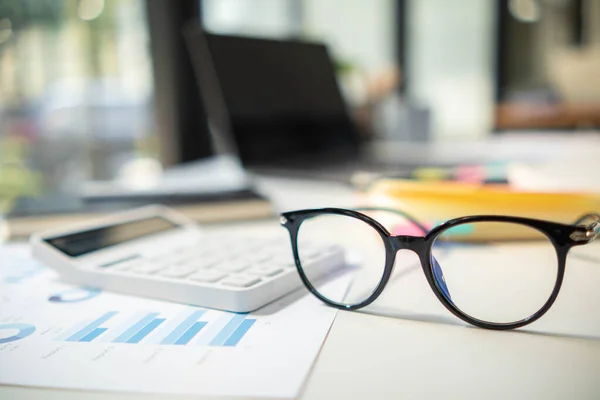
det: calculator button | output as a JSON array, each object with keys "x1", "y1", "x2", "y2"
[
  {"x1": 302, "y1": 248, "x2": 322, "y2": 259},
  {"x1": 159, "y1": 261, "x2": 178, "y2": 270},
  {"x1": 227, "y1": 248, "x2": 249, "y2": 259},
  {"x1": 247, "y1": 266, "x2": 284, "y2": 277},
  {"x1": 221, "y1": 274, "x2": 261, "y2": 288},
  {"x1": 159, "y1": 265, "x2": 198, "y2": 278},
  {"x1": 197, "y1": 256, "x2": 222, "y2": 268},
  {"x1": 236, "y1": 255, "x2": 266, "y2": 266},
  {"x1": 218, "y1": 260, "x2": 252, "y2": 273},
  {"x1": 131, "y1": 262, "x2": 168, "y2": 274},
  {"x1": 273, "y1": 255, "x2": 296, "y2": 268},
  {"x1": 249, "y1": 252, "x2": 274, "y2": 263},
  {"x1": 153, "y1": 253, "x2": 176, "y2": 264},
  {"x1": 188, "y1": 270, "x2": 227, "y2": 283},
  {"x1": 271, "y1": 247, "x2": 292, "y2": 256},
  {"x1": 186, "y1": 261, "x2": 215, "y2": 271},
  {"x1": 108, "y1": 259, "x2": 142, "y2": 271},
  {"x1": 173, "y1": 255, "x2": 193, "y2": 265}
]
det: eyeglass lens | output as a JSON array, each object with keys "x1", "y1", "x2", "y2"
[
  {"x1": 431, "y1": 221, "x2": 558, "y2": 324},
  {"x1": 296, "y1": 211, "x2": 425, "y2": 306}
]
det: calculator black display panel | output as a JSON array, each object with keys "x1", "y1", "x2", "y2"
[{"x1": 44, "y1": 217, "x2": 179, "y2": 257}]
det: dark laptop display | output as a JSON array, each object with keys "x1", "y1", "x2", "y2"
[{"x1": 188, "y1": 30, "x2": 359, "y2": 166}]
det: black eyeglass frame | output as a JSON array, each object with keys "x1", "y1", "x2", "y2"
[{"x1": 279, "y1": 207, "x2": 599, "y2": 330}]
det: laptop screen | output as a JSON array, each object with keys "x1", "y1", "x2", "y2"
[{"x1": 202, "y1": 33, "x2": 359, "y2": 165}]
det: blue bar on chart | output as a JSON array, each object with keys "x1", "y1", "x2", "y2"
[
  {"x1": 57, "y1": 308, "x2": 254, "y2": 347},
  {"x1": 144, "y1": 309, "x2": 199, "y2": 345},
  {"x1": 65, "y1": 311, "x2": 118, "y2": 342},
  {"x1": 56, "y1": 320, "x2": 92, "y2": 341},
  {"x1": 223, "y1": 319, "x2": 256, "y2": 347},
  {"x1": 126, "y1": 318, "x2": 165, "y2": 344},
  {"x1": 160, "y1": 309, "x2": 206, "y2": 345},
  {"x1": 97, "y1": 311, "x2": 149, "y2": 343},
  {"x1": 209, "y1": 313, "x2": 248, "y2": 346},
  {"x1": 195, "y1": 313, "x2": 235, "y2": 346},
  {"x1": 80, "y1": 327, "x2": 108, "y2": 342},
  {"x1": 113, "y1": 312, "x2": 160, "y2": 343},
  {"x1": 174, "y1": 321, "x2": 208, "y2": 345}
]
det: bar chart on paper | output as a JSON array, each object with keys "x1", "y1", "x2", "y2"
[
  {"x1": 56, "y1": 308, "x2": 257, "y2": 347},
  {"x1": 1, "y1": 243, "x2": 349, "y2": 398}
]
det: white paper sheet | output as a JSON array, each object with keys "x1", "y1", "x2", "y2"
[{"x1": 0, "y1": 244, "x2": 347, "y2": 398}]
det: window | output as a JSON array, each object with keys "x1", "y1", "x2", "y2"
[{"x1": 0, "y1": 0, "x2": 155, "y2": 211}]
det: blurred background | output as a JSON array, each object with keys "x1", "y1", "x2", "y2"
[{"x1": 1, "y1": 0, "x2": 599, "y2": 211}]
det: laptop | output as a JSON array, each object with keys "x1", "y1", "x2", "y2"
[{"x1": 184, "y1": 27, "x2": 419, "y2": 180}]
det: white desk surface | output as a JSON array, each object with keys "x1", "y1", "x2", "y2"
[{"x1": 3, "y1": 176, "x2": 600, "y2": 400}]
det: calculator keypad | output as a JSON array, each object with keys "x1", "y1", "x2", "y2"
[
  {"x1": 113, "y1": 236, "x2": 311, "y2": 289},
  {"x1": 188, "y1": 270, "x2": 228, "y2": 283},
  {"x1": 246, "y1": 265, "x2": 284, "y2": 277},
  {"x1": 90, "y1": 234, "x2": 346, "y2": 312},
  {"x1": 221, "y1": 274, "x2": 262, "y2": 288}
]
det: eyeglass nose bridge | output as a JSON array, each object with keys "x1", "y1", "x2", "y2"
[{"x1": 390, "y1": 235, "x2": 428, "y2": 254}]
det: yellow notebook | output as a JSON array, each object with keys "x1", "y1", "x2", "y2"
[{"x1": 366, "y1": 179, "x2": 600, "y2": 239}]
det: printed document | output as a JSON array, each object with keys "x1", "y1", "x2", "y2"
[{"x1": 0, "y1": 244, "x2": 346, "y2": 398}]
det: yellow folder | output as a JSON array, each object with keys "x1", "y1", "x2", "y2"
[{"x1": 366, "y1": 179, "x2": 600, "y2": 240}]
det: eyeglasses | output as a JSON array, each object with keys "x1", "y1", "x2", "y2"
[{"x1": 279, "y1": 207, "x2": 600, "y2": 330}]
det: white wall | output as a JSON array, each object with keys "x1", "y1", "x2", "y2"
[
  {"x1": 302, "y1": 0, "x2": 396, "y2": 75},
  {"x1": 203, "y1": 0, "x2": 298, "y2": 37},
  {"x1": 407, "y1": 0, "x2": 495, "y2": 140}
]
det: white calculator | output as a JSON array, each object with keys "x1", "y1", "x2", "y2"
[{"x1": 31, "y1": 205, "x2": 345, "y2": 312}]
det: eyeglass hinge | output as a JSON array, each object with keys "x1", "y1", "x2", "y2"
[{"x1": 570, "y1": 222, "x2": 599, "y2": 243}]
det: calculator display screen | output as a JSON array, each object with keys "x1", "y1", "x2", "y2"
[{"x1": 45, "y1": 217, "x2": 179, "y2": 257}]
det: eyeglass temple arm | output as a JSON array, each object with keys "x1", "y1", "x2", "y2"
[
  {"x1": 570, "y1": 213, "x2": 600, "y2": 243},
  {"x1": 353, "y1": 206, "x2": 429, "y2": 234}
]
